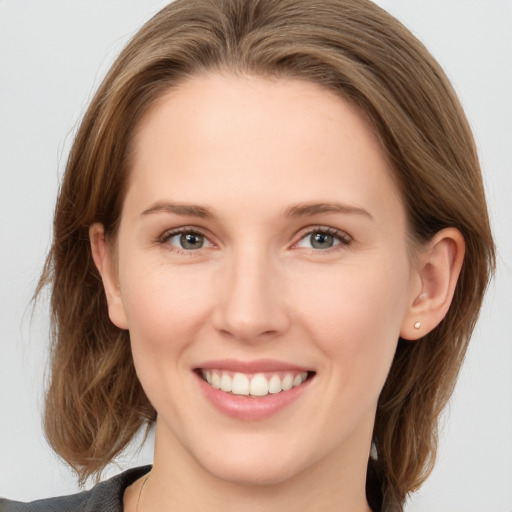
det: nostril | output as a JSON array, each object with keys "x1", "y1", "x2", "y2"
[{"x1": 216, "y1": 326, "x2": 282, "y2": 343}]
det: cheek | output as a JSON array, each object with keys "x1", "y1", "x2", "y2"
[
  {"x1": 117, "y1": 262, "x2": 217, "y2": 416},
  {"x1": 119, "y1": 260, "x2": 213, "y2": 356},
  {"x1": 294, "y1": 257, "x2": 411, "y2": 389}
]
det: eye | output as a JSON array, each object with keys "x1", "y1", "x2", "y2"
[
  {"x1": 295, "y1": 228, "x2": 351, "y2": 250},
  {"x1": 171, "y1": 232, "x2": 205, "y2": 250},
  {"x1": 159, "y1": 229, "x2": 213, "y2": 252}
]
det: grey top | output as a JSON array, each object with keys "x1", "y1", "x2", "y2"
[
  {"x1": 1, "y1": 463, "x2": 384, "y2": 511},
  {"x1": 0, "y1": 466, "x2": 151, "y2": 512}
]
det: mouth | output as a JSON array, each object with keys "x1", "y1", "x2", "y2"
[
  {"x1": 194, "y1": 361, "x2": 315, "y2": 420},
  {"x1": 197, "y1": 369, "x2": 313, "y2": 397}
]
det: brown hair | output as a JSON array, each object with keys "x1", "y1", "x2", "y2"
[{"x1": 38, "y1": 0, "x2": 495, "y2": 509}]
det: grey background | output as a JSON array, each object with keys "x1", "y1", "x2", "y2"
[{"x1": 1, "y1": 1, "x2": 511, "y2": 510}]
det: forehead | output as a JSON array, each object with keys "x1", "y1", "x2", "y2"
[{"x1": 125, "y1": 73, "x2": 403, "y2": 224}]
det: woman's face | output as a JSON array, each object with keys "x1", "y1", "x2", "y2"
[{"x1": 101, "y1": 74, "x2": 422, "y2": 485}]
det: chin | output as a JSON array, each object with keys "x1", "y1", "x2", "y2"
[
  {"x1": 195, "y1": 442, "x2": 312, "y2": 487},
  {"x1": 210, "y1": 462, "x2": 300, "y2": 487}
]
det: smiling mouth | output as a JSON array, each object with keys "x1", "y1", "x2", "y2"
[{"x1": 197, "y1": 369, "x2": 313, "y2": 397}]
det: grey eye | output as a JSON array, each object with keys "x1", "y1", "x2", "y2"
[
  {"x1": 297, "y1": 230, "x2": 343, "y2": 250},
  {"x1": 169, "y1": 232, "x2": 205, "y2": 250},
  {"x1": 310, "y1": 232, "x2": 336, "y2": 249}
]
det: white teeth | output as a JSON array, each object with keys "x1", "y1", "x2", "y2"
[
  {"x1": 281, "y1": 374, "x2": 293, "y2": 391},
  {"x1": 201, "y1": 370, "x2": 308, "y2": 396},
  {"x1": 268, "y1": 374, "x2": 282, "y2": 394},
  {"x1": 211, "y1": 372, "x2": 221, "y2": 389},
  {"x1": 249, "y1": 373, "x2": 269, "y2": 396},
  {"x1": 231, "y1": 372, "x2": 250, "y2": 395},
  {"x1": 293, "y1": 374, "x2": 303, "y2": 387},
  {"x1": 220, "y1": 372, "x2": 232, "y2": 392}
]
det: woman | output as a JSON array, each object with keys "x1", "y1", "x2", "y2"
[{"x1": 0, "y1": 0, "x2": 496, "y2": 511}]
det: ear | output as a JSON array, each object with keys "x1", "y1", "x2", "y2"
[
  {"x1": 89, "y1": 223, "x2": 128, "y2": 330},
  {"x1": 401, "y1": 227, "x2": 465, "y2": 340}
]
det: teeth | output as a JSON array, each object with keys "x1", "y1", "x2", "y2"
[
  {"x1": 220, "y1": 373, "x2": 232, "y2": 392},
  {"x1": 293, "y1": 374, "x2": 303, "y2": 387},
  {"x1": 281, "y1": 374, "x2": 293, "y2": 391},
  {"x1": 211, "y1": 372, "x2": 221, "y2": 389},
  {"x1": 249, "y1": 373, "x2": 268, "y2": 397},
  {"x1": 268, "y1": 374, "x2": 282, "y2": 394},
  {"x1": 201, "y1": 370, "x2": 308, "y2": 396},
  {"x1": 231, "y1": 372, "x2": 250, "y2": 395}
]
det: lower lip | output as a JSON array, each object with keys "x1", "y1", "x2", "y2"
[{"x1": 195, "y1": 372, "x2": 312, "y2": 421}]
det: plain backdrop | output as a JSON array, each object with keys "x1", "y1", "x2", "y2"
[{"x1": 1, "y1": 1, "x2": 511, "y2": 511}]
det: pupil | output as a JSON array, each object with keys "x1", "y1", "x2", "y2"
[
  {"x1": 180, "y1": 233, "x2": 203, "y2": 249},
  {"x1": 311, "y1": 232, "x2": 333, "y2": 249}
]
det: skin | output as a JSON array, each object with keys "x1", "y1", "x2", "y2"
[{"x1": 90, "y1": 73, "x2": 464, "y2": 512}]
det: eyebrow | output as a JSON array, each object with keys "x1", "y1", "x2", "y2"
[
  {"x1": 141, "y1": 201, "x2": 214, "y2": 218},
  {"x1": 283, "y1": 202, "x2": 373, "y2": 219},
  {"x1": 140, "y1": 200, "x2": 372, "y2": 220}
]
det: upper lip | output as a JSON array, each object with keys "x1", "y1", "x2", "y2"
[{"x1": 194, "y1": 359, "x2": 312, "y2": 373}]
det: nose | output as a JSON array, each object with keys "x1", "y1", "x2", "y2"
[{"x1": 212, "y1": 248, "x2": 290, "y2": 342}]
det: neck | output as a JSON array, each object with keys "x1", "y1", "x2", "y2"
[{"x1": 133, "y1": 419, "x2": 373, "y2": 512}]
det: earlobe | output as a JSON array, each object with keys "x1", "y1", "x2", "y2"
[
  {"x1": 401, "y1": 228, "x2": 465, "y2": 340},
  {"x1": 89, "y1": 223, "x2": 129, "y2": 330}
]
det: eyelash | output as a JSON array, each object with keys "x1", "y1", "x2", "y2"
[
  {"x1": 157, "y1": 227, "x2": 213, "y2": 255},
  {"x1": 294, "y1": 226, "x2": 352, "y2": 253},
  {"x1": 157, "y1": 225, "x2": 352, "y2": 254}
]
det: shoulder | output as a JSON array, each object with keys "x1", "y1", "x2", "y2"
[{"x1": 0, "y1": 466, "x2": 151, "y2": 512}]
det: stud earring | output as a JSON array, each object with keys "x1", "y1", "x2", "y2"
[{"x1": 414, "y1": 321, "x2": 421, "y2": 329}]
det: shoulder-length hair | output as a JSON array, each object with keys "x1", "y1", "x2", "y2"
[{"x1": 38, "y1": 1, "x2": 495, "y2": 510}]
